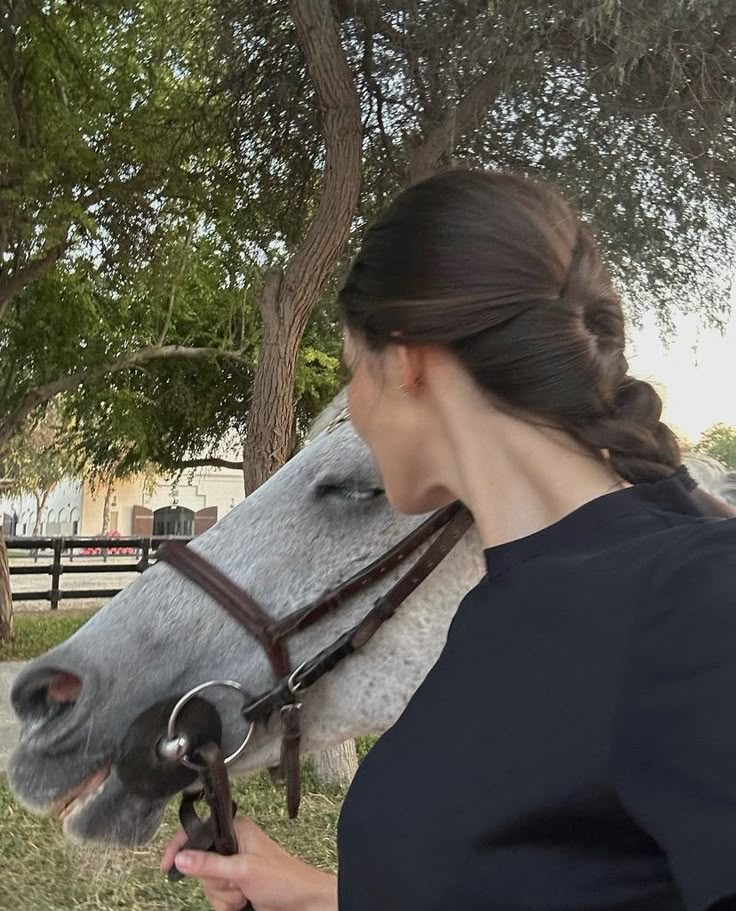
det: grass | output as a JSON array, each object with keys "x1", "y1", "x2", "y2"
[
  {"x1": 0, "y1": 764, "x2": 344, "y2": 911},
  {"x1": 0, "y1": 609, "x2": 96, "y2": 661}
]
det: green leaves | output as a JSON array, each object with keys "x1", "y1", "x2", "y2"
[{"x1": 695, "y1": 423, "x2": 736, "y2": 470}]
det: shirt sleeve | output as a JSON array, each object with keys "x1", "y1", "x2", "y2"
[{"x1": 613, "y1": 518, "x2": 736, "y2": 911}]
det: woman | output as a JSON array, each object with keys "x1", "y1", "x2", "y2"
[{"x1": 161, "y1": 170, "x2": 736, "y2": 911}]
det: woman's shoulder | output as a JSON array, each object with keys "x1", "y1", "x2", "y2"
[{"x1": 638, "y1": 514, "x2": 736, "y2": 628}]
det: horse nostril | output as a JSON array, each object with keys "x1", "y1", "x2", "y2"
[
  {"x1": 12, "y1": 667, "x2": 84, "y2": 724},
  {"x1": 47, "y1": 671, "x2": 83, "y2": 704},
  {"x1": 11, "y1": 661, "x2": 95, "y2": 750}
]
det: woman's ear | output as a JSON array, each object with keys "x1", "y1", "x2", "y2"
[{"x1": 387, "y1": 343, "x2": 426, "y2": 396}]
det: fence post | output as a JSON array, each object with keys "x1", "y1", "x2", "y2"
[
  {"x1": 50, "y1": 538, "x2": 63, "y2": 610},
  {"x1": 138, "y1": 539, "x2": 150, "y2": 573}
]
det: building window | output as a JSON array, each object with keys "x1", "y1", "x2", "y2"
[{"x1": 152, "y1": 505, "x2": 194, "y2": 537}]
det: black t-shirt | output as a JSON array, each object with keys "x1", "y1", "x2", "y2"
[{"x1": 337, "y1": 475, "x2": 736, "y2": 911}]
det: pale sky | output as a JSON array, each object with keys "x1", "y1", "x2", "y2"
[{"x1": 627, "y1": 297, "x2": 736, "y2": 445}]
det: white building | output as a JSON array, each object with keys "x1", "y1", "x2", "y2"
[{"x1": 1, "y1": 466, "x2": 246, "y2": 538}]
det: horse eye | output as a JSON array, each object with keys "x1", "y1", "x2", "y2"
[{"x1": 315, "y1": 482, "x2": 384, "y2": 502}]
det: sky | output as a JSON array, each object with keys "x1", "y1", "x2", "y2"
[{"x1": 628, "y1": 296, "x2": 736, "y2": 444}]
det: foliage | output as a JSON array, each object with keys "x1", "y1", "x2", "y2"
[
  {"x1": 329, "y1": 0, "x2": 736, "y2": 322},
  {"x1": 53, "y1": 258, "x2": 344, "y2": 477},
  {"x1": 0, "y1": 407, "x2": 81, "y2": 503},
  {"x1": 695, "y1": 423, "x2": 736, "y2": 470}
]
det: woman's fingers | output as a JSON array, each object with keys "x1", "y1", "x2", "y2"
[
  {"x1": 198, "y1": 877, "x2": 249, "y2": 909},
  {"x1": 175, "y1": 851, "x2": 254, "y2": 910},
  {"x1": 160, "y1": 816, "x2": 262, "y2": 874},
  {"x1": 160, "y1": 827, "x2": 190, "y2": 872},
  {"x1": 156, "y1": 816, "x2": 339, "y2": 911},
  {"x1": 210, "y1": 899, "x2": 244, "y2": 911}
]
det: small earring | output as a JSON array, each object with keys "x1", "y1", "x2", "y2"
[{"x1": 399, "y1": 383, "x2": 409, "y2": 397}]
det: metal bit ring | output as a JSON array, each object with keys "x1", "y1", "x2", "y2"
[{"x1": 164, "y1": 680, "x2": 256, "y2": 771}]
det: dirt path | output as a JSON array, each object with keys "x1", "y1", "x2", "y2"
[{"x1": 0, "y1": 661, "x2": 23, "y2": 772}]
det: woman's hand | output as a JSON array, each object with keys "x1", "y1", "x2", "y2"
[{"x1": 160, "y1": 816, "x2": 338, "y2": 911}]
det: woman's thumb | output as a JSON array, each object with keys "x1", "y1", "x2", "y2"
[{"x1": 175, "y1": 849, "x2": 250, "y2": 882}]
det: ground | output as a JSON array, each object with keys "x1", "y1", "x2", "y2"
[{"x1": 0, "y1": 661, "x2": 22, "y2": 771}]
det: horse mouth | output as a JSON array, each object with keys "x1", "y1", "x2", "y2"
[{"x1": 49, "y1": 764, "x2": 112, "y2": 824}]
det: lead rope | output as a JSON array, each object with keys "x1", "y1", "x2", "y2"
[{"x1": 167, "y1": 742, "x2": 254, "y2": 911}]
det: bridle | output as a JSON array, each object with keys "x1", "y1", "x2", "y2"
[
  {"x1": 115, "y1": 409, "x2": 472, "y2": 902},
  {"x1": 157, "y1": 494, "x2": 473, "y2": 818}
]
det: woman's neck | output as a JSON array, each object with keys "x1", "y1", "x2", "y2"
[{"x1": 429, "y1": 387, "x2": 630, "y2": 550}]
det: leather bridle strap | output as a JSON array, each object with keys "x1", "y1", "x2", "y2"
[
  {"x1": 268, "y1": 501, "x2": 465, "y2": 639},
  {"x1": 156, "y1": 501, "x2": 468, "y2": 681},
  {"x1": 286, "y1": 504, "x2": 474, "y2": 689},
  {"x1": 157, "y1": 541, "x2": 292, "y2": 679},
  {"x1": 229, "y1": 503, "x2": 474, "y2": 725}
]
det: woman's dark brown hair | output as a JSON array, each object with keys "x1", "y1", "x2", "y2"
[{"x1": 339, "y1": 169, "x2": 734, "y2": 517}]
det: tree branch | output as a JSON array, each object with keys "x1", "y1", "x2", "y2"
[
  {"x1": 0, "y1": 345, "x2": 248, "y2": 453},
  {"x1": 157, "y1": 219, "x2": 195, "y2": 346},
  {"x1": 0, "y1": 240, "x2": 67, "y2": 322},
  {"x1": 241, "y1": 0, "x2": 363, "y2": 495},
  {"x1": 280, "y1": 0, "x2": 363, "y2": 323},
  {"x1": 408, "y1": 63, "x2": 510, "y2": 182},
  {"x1": 171, "y1": 457, "x2": 243, "y2": 471}
]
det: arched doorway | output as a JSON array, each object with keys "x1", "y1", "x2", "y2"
[{"x1": 152, "y1": 505, "x2": 195, "y2": 537}]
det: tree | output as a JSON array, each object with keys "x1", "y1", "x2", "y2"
[
  {"x1": 0, "y1": 0, "x2": 251, "y2": 454},
  {"x1": 695, "y1": 423, "x2": 736, "y2": 470},
  {"x1": 0, "y1": 409, "x2": 80, "y2": 534},
  {"x1": 204, "y1": 0, "x2": 736, "y2": 785},
  {"x1": 4, "y1": 0, "x2": 735, "y2": 474},
  {"x1": 0, "y1": 407, "x2": 82, "y2": 640}
]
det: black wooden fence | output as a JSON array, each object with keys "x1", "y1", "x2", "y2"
[{"x1": 6, "y1": 536, "x2": 192, "y2": 609}]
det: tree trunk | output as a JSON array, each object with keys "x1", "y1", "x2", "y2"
[
  {"x1": 242, "y1": 0, "x2": 363, "y2": 787},
  {"x1": 0, "y1": 526, "x2": 14, "y2": 642},
  {"x1": 311, "y1": 738, "x2": 359, "y2": 789},
  {"x1": 100, "y1": 477, "x2": 114, "y2": 535},
  {"x1": 32, "y1": 489, "x2": 50, "y2": 535},
  {"x1": 241, "y1": 269, "x2": 301, "y2": 493}
]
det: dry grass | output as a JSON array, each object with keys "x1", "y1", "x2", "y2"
[{"x1": 0, "y1": 763, "x2": 346, "y2": 910}]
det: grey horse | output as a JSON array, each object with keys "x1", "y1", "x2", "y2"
[
  {"x1": 8, "y1": 392, "x2": 483, "y2": 844},
  {"x1": 681, "y1": 452, "x2": 736, "y2": 506},
  {"x1": 6, "y1": 393, "x2": 728, "y2": 846}
]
